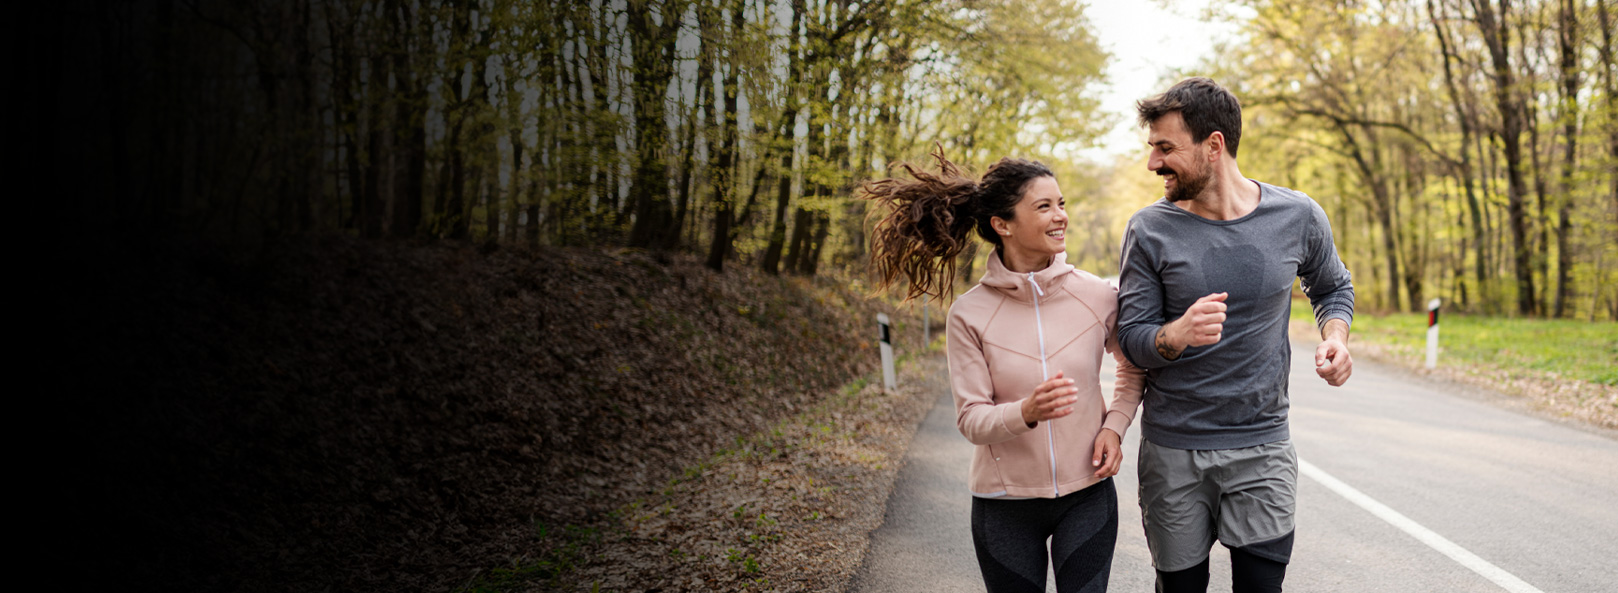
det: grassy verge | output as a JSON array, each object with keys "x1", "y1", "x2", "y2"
[{"x1": 1289, "y1": 301, "x2": 1617, "y2": 429}]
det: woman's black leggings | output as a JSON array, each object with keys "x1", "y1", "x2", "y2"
[{"x1": 970, "y1": 478, "x2": 1118, "y2": 593}]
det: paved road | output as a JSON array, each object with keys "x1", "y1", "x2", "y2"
[{"x1": 849, "y1": 343, "x2": 1618, "y2": 592}]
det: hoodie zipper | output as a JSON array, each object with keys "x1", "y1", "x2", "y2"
[{"x1": 1028, "y1": 272, "x2": 1059, "y2": 497}]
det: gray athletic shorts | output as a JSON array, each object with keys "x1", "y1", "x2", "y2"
[{"x1": 1137, "y1": 438, "x2": 1298, "y2": 572}]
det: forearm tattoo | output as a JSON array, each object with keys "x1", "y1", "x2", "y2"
[{"x1": 1155, "y1": 326, "x2": 1182, "y2": 360}]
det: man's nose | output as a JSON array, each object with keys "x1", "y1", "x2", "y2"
[{"x1": 1146, "y1": 153, "x2": 1162, "y2": 171}]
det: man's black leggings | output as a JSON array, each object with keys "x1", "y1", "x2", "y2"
[
  {"x1": 970, "y1": 479, "x2": 1118, "y2": 593},
  {"x1": 1154, "y1": 544, "x2": 1289, "y2": 593}
]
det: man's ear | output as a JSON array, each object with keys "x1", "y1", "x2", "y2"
[{"x1": 1206, "y1": 131, "x2": 1226, "y2": 162}]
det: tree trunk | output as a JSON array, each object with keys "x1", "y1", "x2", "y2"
[
  {"x1": 1518, "y1": 12, "x2": 1552, "y2": 314},
  {"x1": 625, "y1": 0, "x2": 687, "y2": 250},
  {"x1": 803, "y1": 212, "x2": 831, "y2": 276},
  {"x1": 1599, "y1": 0, "x2": 1618, "y2": 260},
  {"x1": 362, "y1": 37, "x2": 389, "y2": 239},
  {"x1": 503, "y1": 55, "x2": 525, "y2": 245},
  {"x1": 484, "y1": 165, "x2": 500, "y2": 242},
  {"x1": 391, "y1": 0, "x2": 425, "y2": 239},
  {"x1": 525, "y1": 204, "x2": 541, "y2": 246},
  {"x1": 706, "y1": 0, "x2": 745, "y2": 271},
  {"x1": 326, "y1": 4, "x2": 364, "y2": 231},
  {"x1": 1553, "y1": 0, "x2": 1580, "y2": 317},
  {"x1": 762, "y1": 0, "x2": 805, "y2": 275},
  {"x1": 1330, "y1": 117, "x2": 1402, "y2": 311},
  {"x1": 1429, "y1": 0, "x2": 1490, "y2": 306},
  {"x1": 1471, "y1": 0, "x2": 1538, "y2": 315},
  {"x1": 447, "y1": 134, "x2": 468, "y2": 239},
  {"x1": 673, "y1": 54, "x2": 708, "y2": 252},
  {"x1": 784, "y1": 207, "x2": 813, "y2": 273}
]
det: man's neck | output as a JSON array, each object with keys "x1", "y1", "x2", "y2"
[{"x1": 1177, "y1": 161, "x2": 1260, "y2": 221}]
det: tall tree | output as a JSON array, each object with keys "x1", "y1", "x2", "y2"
[
  {"x1": 705, "y1": 0, "x2": 745, "y2": 271},
  {"x1": 1552, "y1": 0, "x2": 1579, "y2": 316},
  {"x1": 1470, "y1": 0, "x2": 1537, "y2": 315},
  {"x1": 626, "y1": 0, "x2": 690, "y2": 250},
  {"x1": 762, "y1": 0, "x2": 806, "y2": 275}
]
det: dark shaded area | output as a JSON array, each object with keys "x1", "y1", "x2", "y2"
[
  {"x1": 22, "y1": 4, "x2": 912, "y2": 590},
  {"x1": 60, "y1": 235, "x2": 900, "y2": 592}
]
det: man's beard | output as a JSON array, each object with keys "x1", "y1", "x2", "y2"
[{"x1": 1160, "y1": 160, "x2": 1210, "y2": 202}]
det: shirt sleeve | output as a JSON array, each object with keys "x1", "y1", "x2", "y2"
[
  {"x1": 1298, "y1": 199, "x2": 1355, "y2": 332},
  {"x1": 1116, "y1": 216, "x2": 1179, "y2": 369},
  {"x1": 948, "y1": 303, "x2": 1037, "y2": 445}
]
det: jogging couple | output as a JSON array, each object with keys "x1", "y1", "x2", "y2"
[{"x1": 864, "y1": 77, "x2": 1356, "y2": 593}]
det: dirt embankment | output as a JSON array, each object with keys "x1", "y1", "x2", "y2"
[{"x1": 63, "y1": 236, "x2": 925, "y2": 593}]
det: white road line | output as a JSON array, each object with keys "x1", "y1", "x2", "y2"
[{"x1": 1298, "y1": 458, "x2": 1545, "y2": 593}]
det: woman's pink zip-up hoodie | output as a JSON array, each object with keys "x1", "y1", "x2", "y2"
[{"x1": 947, "y1": 251, "x2": 1146, "y2": 498}]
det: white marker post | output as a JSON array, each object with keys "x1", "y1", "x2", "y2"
[
  {"x1": 1426, "y1": 298, "x2": 1441, "y2": 369},
  {"x1": 877, "y1": 313, "x2": 896, "y2": 391}
]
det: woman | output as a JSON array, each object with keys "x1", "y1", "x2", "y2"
[{"x1": 863, "y1": 148, "x2": 1145, "y2": 593}]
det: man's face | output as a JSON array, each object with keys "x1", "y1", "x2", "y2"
[{"x1": 1146, "y1": 111, "x2": 1211, "y2": 202}]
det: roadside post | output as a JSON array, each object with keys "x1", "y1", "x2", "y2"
[
  {"x1": 878, "y1": 313, "x2": 896, "y2": 391},
  {"x1": 1426, "y1": 298, "x2": 1441, "y2": 369}
]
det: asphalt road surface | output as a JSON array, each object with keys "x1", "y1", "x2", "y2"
[{"x1": 849, "y1": 342, "x2": 1618, "y2": 592}]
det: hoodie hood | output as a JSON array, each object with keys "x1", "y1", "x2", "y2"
[{"x1": 979, "y1": 250, "x2": 1074, "y2": 302}]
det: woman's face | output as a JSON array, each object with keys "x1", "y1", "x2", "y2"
[{"x1": 994, "y1": 176, "x2": 1068, "y2": 259}]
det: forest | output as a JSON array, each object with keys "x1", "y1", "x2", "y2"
[{"x1": 34, "y1": 0, "x2": 1616, "y2": 315}]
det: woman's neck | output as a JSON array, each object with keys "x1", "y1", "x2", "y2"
[{"x1": 1000, "y1": 247, "x2": 1053, "y2": 274}]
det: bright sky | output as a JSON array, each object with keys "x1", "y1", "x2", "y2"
[{"x1": 1078, "y1": 0, "x2": 1248, "y2": 164}]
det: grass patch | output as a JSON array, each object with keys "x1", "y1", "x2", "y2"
[
  {"x1": 1291, "y1": 304, "x2": 1618, "y2": 385},
  {"x1": 460, "y1": 523, "x2": 599, "y2": 593}
]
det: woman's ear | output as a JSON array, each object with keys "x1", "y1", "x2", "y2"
[{"x1": 990, "y1": 216, "x2": 1010, "y2": 236}]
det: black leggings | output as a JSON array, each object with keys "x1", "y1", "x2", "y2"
[
  {"x1": 970, "y1": 478, "x2": 1118, "y2": 593},
  {"x1": 1154, "y1": 540, "x2": 1290, "y2": 593}
]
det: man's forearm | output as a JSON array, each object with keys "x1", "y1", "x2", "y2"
[
  {"x1": 1321, "y1": 317, "x2": 1350, "y2": 342},
  {"x1": 1155, "y1": 324, "x2": 1183, "y2": 360}
]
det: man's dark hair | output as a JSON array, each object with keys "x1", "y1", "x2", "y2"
[{"x1": 1136, "y1": 77, "x2": 1243, "y2": 158}]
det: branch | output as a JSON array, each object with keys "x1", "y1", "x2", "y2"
[{"x1": 1282, "y1": 101, "x2": 1463, "y2": 170}]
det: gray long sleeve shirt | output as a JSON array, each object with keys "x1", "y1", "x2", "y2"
[{"x1": 1117, "y1": 181, "x2": 1354, "y2": 450}]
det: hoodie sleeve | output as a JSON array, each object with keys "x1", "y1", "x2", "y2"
[
  {"x1": 948, "y1": 300, "x2": 1037, "y2": 445},
  {"x1": 1102, "y1": 300, "x2": 1146, "y2": 439}
]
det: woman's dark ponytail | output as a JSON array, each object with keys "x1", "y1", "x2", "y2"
[{"x1": 862, "y1": 146, "x2": 1054, "y2": 301}]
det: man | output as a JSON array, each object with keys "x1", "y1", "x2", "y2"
[{"x1": 1115, "y1": 77, "x2": 1355, "y2": 593}]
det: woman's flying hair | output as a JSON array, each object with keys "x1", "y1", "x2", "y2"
[{"x1": 862, "y1": 145, "x2": 1053, "y2": 301}]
